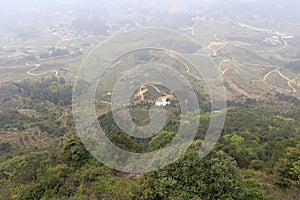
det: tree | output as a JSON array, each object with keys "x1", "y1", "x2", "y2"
[
  {"x1": 92, "y1": 175, "x2": 140, "y2": 200},
  {"x1": 275, "y1": 143, "x2": 300, "y2": 190},
  {"x1": 149, "y1": 131, "x2": 175, "y2": 151},
  {"x1": 63, "y1": 137, "x2": 93, "y2": 169},
  {"x1": 140, "y1": 141, "x2": 243, "y2": 199}
]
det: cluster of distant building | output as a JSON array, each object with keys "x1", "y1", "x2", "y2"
[{"x1": 263, "y1": 36, "x2": 284, "y2": 46}]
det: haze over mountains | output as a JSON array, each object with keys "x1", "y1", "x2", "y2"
[{"x1": 1, "y1": 0, "x2": 300, "y2": 28}]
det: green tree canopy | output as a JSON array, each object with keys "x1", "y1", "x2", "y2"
[
  {"x1": 275, "y1": 143, "x2": 300, "y2": 190},
  {"x1": 140, "y1": 142, "x2": 243, "y2": 199}
]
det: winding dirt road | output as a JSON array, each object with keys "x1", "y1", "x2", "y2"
[
  {"x1": 26, "y1": 63, "x2": 59, "y2": 80},
  {"x1": 205, "y1": 22, "x2": 297, "y2": 94}
]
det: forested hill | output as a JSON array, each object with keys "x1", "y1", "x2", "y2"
[{"x1": 0, "y1": 77, "x2": 300, "y2": 199}]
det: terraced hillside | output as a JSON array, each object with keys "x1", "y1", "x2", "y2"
[
  {"x1": 0, "y1": 78, "x2": 73, "y2": 161},
  {"x1": 0, "y1": 127, "x2": 61, "y2": 161},
  {"x1": 0, "y1": 98, "x2": 23, "y2": 111}
]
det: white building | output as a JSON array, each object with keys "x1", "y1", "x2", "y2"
[{"x1": 155, "y1": 98, "x2": 171, "y2": 107}]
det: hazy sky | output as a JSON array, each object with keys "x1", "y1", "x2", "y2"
[{"x1": 0, "y1": 0, "x2": 299, "y2": 27}]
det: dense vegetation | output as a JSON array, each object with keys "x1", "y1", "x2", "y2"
[
  {"x1": 0, "y1": 78, "x2": 300, "y2": 199},
  {"x1": 0, "y1": 138, "x2": 275, "y2": 200}
]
